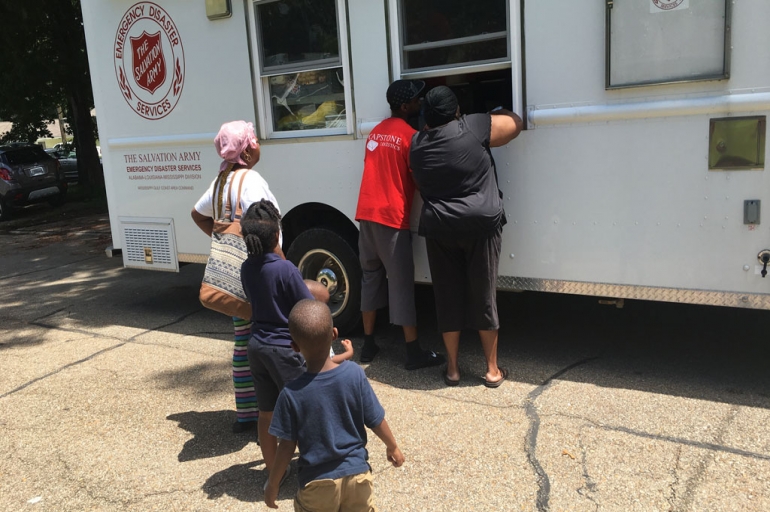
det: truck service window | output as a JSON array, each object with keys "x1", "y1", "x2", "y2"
[
  {"x1": 254, "y1": 0, "x2": 349, "y2": 136},
  {"x1": 396, "y1": 0, "x2": 513, "y2": 115},
  {"x1": 399, "y1": 0, "x2": 508, "y2": 73}
]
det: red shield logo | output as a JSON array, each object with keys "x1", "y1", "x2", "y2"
[
  {"x1": 130, "y1": 31, "x2": 166, "y2": 95},
  {"x1": 115, "y1": 3, "x2": 185, "y2": 120}
]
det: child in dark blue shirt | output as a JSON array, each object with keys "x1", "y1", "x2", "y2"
[
  {"x1": 265, "y1": 299, "x2": 405, "y2": 510},
  {"x1": 240, "y1": 200, "x2": 313, "y2": 488}
]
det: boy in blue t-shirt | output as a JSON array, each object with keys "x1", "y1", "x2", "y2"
[{"x1": 265, "y1": 299, "x2": 405, "y2": 511}]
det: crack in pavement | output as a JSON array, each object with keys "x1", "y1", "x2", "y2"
[
  {"x1": 33, "y1": 307, "x2": 69, "y2": 321},
  {"x1": 0, "y1": 308, "x2": 204, "y2": 400},
  {"x1": 667, "y1": 445, "x2": 683, "y2": 512},
  {"x1": 606, "y1": 421, "x2": 767, "y2": 462},
  {"x1": 542, "y1": 410, "x2": 770, "y2": 462},
  {"x1": 675, "y1": 405, "x2": 740, "y2": 511},
  {"x1": 525, "y1": 356, "x2": 600, "y2": 512},
  {"x1": 55, "y1": 451, "x2": 139, "y2": 507},
  {"x1": 128, "y1": 337, "x2": 231, "y2": 358},
  {"x1": 124, "y1": 488, "x2": 190, "y2": 506},
  {"x1": 576, "y1": 425, "x2": 599, "y2": 512},
  {"x1": 0, "y1": 342, "x2": 128, "y2": 400},
  {"x1": 29, "y1": 322, "x2": 125, "y2": 342},
  {"x1": 418, "y1": 392, "x2": 524, "y2": 410}
]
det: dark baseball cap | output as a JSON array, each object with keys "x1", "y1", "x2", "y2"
[{"x1": 386, "y1": 79, "x2": 425, "y2": 110}]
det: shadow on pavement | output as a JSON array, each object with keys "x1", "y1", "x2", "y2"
[
  {"x1": 0, "y1": 329, "x2": 46, "y2": 350},
  {"x1": 167, "y1": 410, "x2": 256, "y2": 462},
  {"x1": 363, "y1": 285, "x2": 770, "y2": 410},
  {"x1": 202, "y1": 459, "x2": 299, "y2": 503},
  {"x1": 153, "y1": 361, "x2": 232, "y2": 398}
]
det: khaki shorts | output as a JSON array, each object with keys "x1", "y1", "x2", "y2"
[{"x1": 294, "y1": 471, "x2": 376, "y2": 512}]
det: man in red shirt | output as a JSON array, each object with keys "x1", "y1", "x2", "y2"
[{"x1": 355, "y1": 80, "x2": 444, "y2": 370}]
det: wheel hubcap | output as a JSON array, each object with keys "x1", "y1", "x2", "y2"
[{"x1": 297, "y1": 249, "x2": 349, "y2": 318}]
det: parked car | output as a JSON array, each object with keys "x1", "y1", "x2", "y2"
[
  {"x1": 51, "y1": 150, "x2": 79, "y2": 183},
  {"x1": 52, "y1": 142, "x2": 74, "y2": 152},
  {"x1": 0, "y1": 144, "x2": 67, "y2": 220},
  {"x1": 45, "y1": 147, "x2": 103, "y2": 184}
]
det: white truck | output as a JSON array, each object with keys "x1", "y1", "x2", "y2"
[{"x1": 80, "y1": 0, "x2": 769, "y2": 332}]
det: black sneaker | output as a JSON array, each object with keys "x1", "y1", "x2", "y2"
[
  {"x1": 405, "y1": 350, "x2": 446, "y2": 371},
  {"x1": 360, "y1": 343, "x2": 380, "y2": 363}
]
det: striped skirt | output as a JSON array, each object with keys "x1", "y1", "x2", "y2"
[{"x1": 233, "y1": 317, "x2": 258, "y2": 423}]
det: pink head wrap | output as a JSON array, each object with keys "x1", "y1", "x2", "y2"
[{"x1": 214, "y1": 121, "x2": 259, "y2": 172}]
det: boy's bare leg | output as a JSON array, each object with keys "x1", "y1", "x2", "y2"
[
  {"x1": 264, "y1": 438, "x2": 297, "y2": 509},
  {"x1": 258, "y1": 411, "x2": 277, "y2": 472},
  {"x1": 402, "y1": 325, "x2": 418, "y2": 344},
  {"x1": 441, "y1": 331, "x2": 461, "y2": 381},
  {"x1": 479, "y1": 329, "x2": 503, "y2": 382}
]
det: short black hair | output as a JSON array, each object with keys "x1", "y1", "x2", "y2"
[
  {"x1": 423, "y1": 86, "x2": 458, "y2": 128},
  {"x1": 288, "y1": 299, "x2": 333, "y2": 350}
]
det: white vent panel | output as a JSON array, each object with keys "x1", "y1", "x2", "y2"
[{"x1": 119, "y1": 217, "x2": 178, "y2": 272}]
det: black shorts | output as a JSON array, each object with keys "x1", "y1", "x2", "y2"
[
  {"x1": 425, "y1": 227, "x2": 502, "y2": 332},
  {"x1": 248, "y1": 338, "x2": 306, "y2": 412}
]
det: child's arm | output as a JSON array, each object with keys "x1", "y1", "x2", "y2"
[
  {"x1": 371, "y1": 418, "x2": 405, "y2": 467},
  {"x1": 264, "y1": 438, "x2": 297, "y2": 509},
  {"x1": 330, "y1": 339, "x2": 354, "y2": 363}
]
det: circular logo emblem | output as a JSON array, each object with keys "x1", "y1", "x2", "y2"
[
  {"x1": 652, "y1": 0, "x2": 684, "y2": 10},
  {"x1": 114, "y1": 2, "x2": 185, "y2": 120}
]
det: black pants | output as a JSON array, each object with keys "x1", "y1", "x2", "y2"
[{"x1": 425, "y1": 227, "x2": 502, "y2": 332}]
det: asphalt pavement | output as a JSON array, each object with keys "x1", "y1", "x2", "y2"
[{"x1": 1, "y1": 212, "x2": 770, "y2": 511}]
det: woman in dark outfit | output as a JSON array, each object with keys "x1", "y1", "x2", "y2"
[{"x1": 409, "y1": 86, "x2": 523, "y2": 387}]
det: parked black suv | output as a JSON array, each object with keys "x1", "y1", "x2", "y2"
[{"x1": 0, "y1": 144, "x2": 67, "y2": 220}]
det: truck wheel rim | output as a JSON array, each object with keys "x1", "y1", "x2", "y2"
[{"x1": 297, "y1": 249, "x2": 349, "y2": 318}]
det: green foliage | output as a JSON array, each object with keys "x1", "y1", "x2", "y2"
[
  {"x1": 0, "y1": 2, "x2": 65, "y2": 141},
  {"x1": 0, "y1": 0, "x2": 102, "y2": 189}
]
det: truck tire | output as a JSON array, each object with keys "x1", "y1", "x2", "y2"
[{"x1": 286, "y1": 228, "x2": 361, "y2": 334}]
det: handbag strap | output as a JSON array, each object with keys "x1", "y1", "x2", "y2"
[
  {"x1": 233, "y1": 169, "x2": 248, "y2": 221},
  {"x1": 213, "y1": 163, "x2": 232, "y2": 221},
  {"x1": 214, "y1": 167, "x2": 249, "y2": 222}
]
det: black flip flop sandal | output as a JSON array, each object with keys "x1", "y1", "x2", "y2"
[
  {"x1": 443, "y1": 366, "x2": 460, "y2": 387},
  {"x1": 484, "y1": 367, "x2": 509, "y2": 388}
]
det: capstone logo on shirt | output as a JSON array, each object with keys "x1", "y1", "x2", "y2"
[{"x1": 367, "y1": 133, "x2": 402, "y2": 152}]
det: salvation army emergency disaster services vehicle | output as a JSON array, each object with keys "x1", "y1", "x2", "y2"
[{"x1": 81, "y1": 0, "x2": 770, "y2": 332}]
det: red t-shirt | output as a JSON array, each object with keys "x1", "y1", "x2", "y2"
[{"x1": 355, "y1": 117, "x2": 417, "y2": 230}]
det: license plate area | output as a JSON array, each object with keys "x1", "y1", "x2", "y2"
[{"x1": 27, "y1": 166, "x2": 46, "y2": 177}]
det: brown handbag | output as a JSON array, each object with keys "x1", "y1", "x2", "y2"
[{"x1": 199, "y1": 167, "x2": 252, "y2": 320}]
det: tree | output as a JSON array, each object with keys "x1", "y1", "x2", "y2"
[{"x1": 0, "y1": 0, "x2": 102, "y2": 189}]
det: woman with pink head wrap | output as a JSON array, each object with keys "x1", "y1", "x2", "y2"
[
  {"x1": 214, "y1": 120, "x2": 260, "y2": 172},
  {"x1": 191, "y1": 120, "x2": 281, "y2": 434}
]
